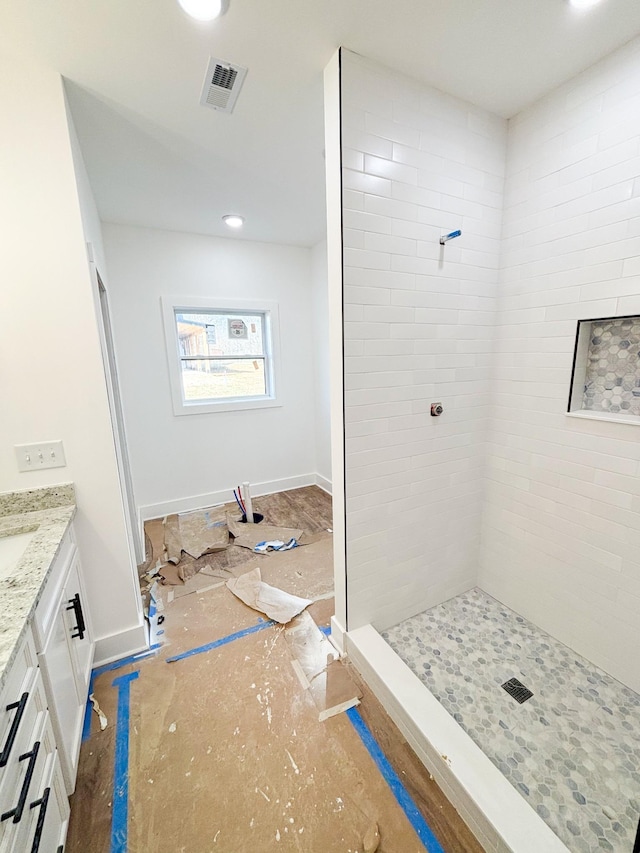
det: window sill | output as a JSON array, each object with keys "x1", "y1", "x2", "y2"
[{"x1": 173, "y1": 396, "x2": 282, "y2": 416}]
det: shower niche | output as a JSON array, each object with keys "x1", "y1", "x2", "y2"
[{"x1": 568, "y1": 314, "x2": 640, "y2": 422}]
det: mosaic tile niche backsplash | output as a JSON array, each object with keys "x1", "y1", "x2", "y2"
[{"x1": 582, "y1": 316, "x2": 640, "y2": 416}]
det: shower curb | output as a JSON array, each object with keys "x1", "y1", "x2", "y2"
[{"x1": 345, "y1": 625, "x2": 570, "y2": 853}]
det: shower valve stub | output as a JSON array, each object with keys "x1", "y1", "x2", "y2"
[
  {"x1": 431, "y1": 402, "x2": 444, "y2": 417},
  {"x1": 439, "y1": 229, "x2": 462, "y2": 245}
]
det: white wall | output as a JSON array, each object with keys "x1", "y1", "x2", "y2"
[
  {"x1": 66, "y1": 91, "x2": 144, "y2": 569},
  {"x1": 0, "y1": 51, "x2": 144, "y2": 662},
  {"x1": 65, "y1": 97, "x2": 109, "y2": 276},
  {"x1": 480, "y1": 36, "x2": 640, "y2": 693},
  {"x1": 340, "y1": 50, "x2": 507, "y2": 631},
  {"x1": 102, "y1": 223, "x2": 318, "y2": 516},
  {"x1": 311, "y1": 240, "x2": 332, "y2": 488}
]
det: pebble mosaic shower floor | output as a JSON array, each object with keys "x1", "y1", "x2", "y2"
[{"x1": 382, "y1": 589, "x2": 640, "y2": 852}]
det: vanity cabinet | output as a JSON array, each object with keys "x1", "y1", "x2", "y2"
[{"x1": 0, "y1": 516, "x2": 95, "y2": 852}]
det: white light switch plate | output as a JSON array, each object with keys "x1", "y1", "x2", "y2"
[{"x1": 15, "y1": 441, "x2": 66, "y2": 472}]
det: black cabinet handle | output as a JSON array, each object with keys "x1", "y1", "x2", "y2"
[
  {"x1": 66, "y1": 593, "x2": 86, "y2": 640},
  {"x1": 0, "y1": 692, "x2": 28, "y2": 767},
  {"x1": 57, "y1": 847, "x2": 63, "y2": 853},
  {"x1": 1, "y1": 740, "x2": 40, "y2": 823},
  {"x1": 29, "y1": 786, "x2": 50, "y2": 853}
]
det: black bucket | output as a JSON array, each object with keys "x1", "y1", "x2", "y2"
[{"x1": 239, "y1": 512, "x2": 264, "y2": 524}]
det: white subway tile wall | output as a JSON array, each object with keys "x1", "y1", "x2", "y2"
[
  {"x1": 479, "y1": 38, "x2": 640, "y2": 693},
  {"x1": 341, "y1": 51, "x2": 507, "y2": 632},
  {"x1": 341, "y1": 40, "x2": 640, "y2": 693}
]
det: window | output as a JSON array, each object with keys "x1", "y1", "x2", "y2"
[{"x1": 162, "y1": 296, "x2": 280, "y2": 415}]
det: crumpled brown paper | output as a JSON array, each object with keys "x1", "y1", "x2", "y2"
[
  {"x1": 227, "y1": 516, "x2": 303, "y2": 553},
  {"x1": 226, "y1": 567, "x2": 312, "y2": 624}
]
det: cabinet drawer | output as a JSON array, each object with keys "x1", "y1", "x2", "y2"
[
  {"x1": 0, "y1": 706, "x2": 55, "y2": 853},
  {"x1": 20, "y1": 747, "x2": 69, "y2": 853},
  {"x1": 0, "y1": 631, "x2": 39, "y2": 791},
  {"x1": 32, "y1": 528, "x2": 75, "y2": 653},
  {"x1": 0, "y1": 670, "x2": 48, "y2": 809}
]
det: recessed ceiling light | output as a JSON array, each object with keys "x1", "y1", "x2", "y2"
[
  {"x1": 177, "y1": 0, "x2": 229, "y2": 22},
  {"x1": 222, "y1": 214, "x2": 244, "y2": 228},
  {"x1": 568, "y1": 0, "x2": 602, "y2": 9}
]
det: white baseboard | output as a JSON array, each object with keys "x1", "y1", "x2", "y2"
[
  {"x1": 93, "y1": 622, "x2": 149, "y2": 668},
  {"x1": 139, "y1": 473, "x2": 322, "y2": 522},
  {"x1": 345, "y1": 625, "x2": 569, "y2": 853},
  {"x1": 315, "y1": 473, "x2": 332, "y2": 494}
]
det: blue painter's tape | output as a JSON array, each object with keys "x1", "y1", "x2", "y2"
[
  {"x1": 165, "y1": 619, "x2": 276, "y2": 663},
  {"x1": 83, "y1": 647, "x2": 160, "y2": 742},
  {"x1": 111, "y1": 671, "x2": 139, "y2": 853},
  {"x1": 319, "y1": 625, "x2": 331, "y2": 636},
  {"x1": 93, "y1": 647, "x2": 159, "y2": 679},
  {"x1": 346, "y1": 706, "x2": 444, "y2": 853},
  {"x1": 81, "y1": 688, "x2": 94, "y2": 743}
]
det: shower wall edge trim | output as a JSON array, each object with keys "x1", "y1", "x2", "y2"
[{"x1": 322, "y1": 48, "x2": 348, "y2": 635}]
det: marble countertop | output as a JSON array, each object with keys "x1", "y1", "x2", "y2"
[{"x1": 0, "y1": 484, "x2": 76, "y2": 691}]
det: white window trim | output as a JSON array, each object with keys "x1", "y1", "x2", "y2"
[{"x1": 161, "y1": 295, "x2": 282, "y2": 416}]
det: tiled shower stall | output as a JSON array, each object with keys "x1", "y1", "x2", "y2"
[{"x1": 330, "y1": 41, "x2": 640, "y2": 853}]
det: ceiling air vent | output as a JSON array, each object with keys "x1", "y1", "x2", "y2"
[{"x1": 200, "y1": 57, "x2": 248, "y2": 114}]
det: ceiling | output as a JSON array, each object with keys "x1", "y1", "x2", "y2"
[{"x1": 5, "y1": 0, "x2": 640, "y2": 247}]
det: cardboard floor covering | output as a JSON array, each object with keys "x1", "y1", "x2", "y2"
[{"x1": 67, "y1": 611, "x2": 426, "y2": 853}]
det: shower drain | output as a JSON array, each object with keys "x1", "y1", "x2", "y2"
[{"x1": 502, "y1": 677, "x2": 533, "y2": 704}]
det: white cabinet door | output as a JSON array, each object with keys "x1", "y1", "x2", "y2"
[
  {"x1": 31, "y1": 530, "x2": 75, "y2": 654},
  {"x1": 61, "y1": 554, "x2": 94, "y2": 702},
  {"x1": 37, "y1": 601, "x2": 84, "y2": 796}
]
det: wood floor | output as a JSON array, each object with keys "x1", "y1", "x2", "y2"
[{"x1": 66, "y1": 487, "x2": 484, "y2": 852}]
